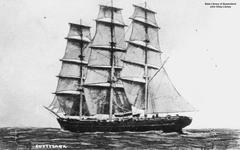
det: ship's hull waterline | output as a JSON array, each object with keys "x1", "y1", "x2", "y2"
[{"x1": 57, "y1": 116, "x2": 192, "y2": 133}]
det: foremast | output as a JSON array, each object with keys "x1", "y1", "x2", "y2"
[
  {"x1": 78, "y1": 20, "x2": 87, "y2": 118},
  {"x1": 84, "y1": 2, "x2": 131, "y2": 120},
  {"x1": 49, "y1": 21, "x2": 91, "y2": 117}
]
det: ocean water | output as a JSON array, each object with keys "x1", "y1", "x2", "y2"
[{"x1": 0, "y1": 128, "x2": 239, "y2": 150}]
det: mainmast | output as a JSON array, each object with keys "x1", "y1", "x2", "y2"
[
  {"x1": 83, "y1": 2, "x2": 131, "y2": 118},
  {"x1": 78, "y1": 19, "x2": 84, "y2": 118}
]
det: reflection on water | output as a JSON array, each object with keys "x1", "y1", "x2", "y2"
[{"x1": 0, "y1": 128, "x2": 239, "y2": 149}]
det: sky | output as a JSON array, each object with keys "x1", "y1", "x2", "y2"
[{"x1": 0, "y1": 0, "x2": 239, "y2": 129}]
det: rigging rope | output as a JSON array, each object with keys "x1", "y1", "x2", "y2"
[{"x1": 148, "y1": 57, "x2": 169, "y2": 84}]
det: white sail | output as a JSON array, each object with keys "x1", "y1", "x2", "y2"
[
  {"x1": 92, "y1": 22, "x2": 126, "y2": 50},
  {"x1": 132, "y1": 4, "x2": 158, "y2": 27},
  {"x1": 56, "y1": 78, "x2": 79, "y2": 92},
  {"x1": 68, "y1": 23, "x2": 91, "y2": 40},
  {"x1": 52, "y1": 95, "x2": 89, "y2": 116},
  {"x1": 84, "y1": 87, "x2": 131, "y2": 115},
  {"x1": 148, "y1": 68, "x2": 195, "y2": 113},
  {"x1": 48, "y1": 96, "x2": 64, "y2": 113},
  {"x1": 63, "y1": 40, "x2": 90, "y2": 60},
  {"x1": 130, "y1": 21, "x2": 160, "y2": 51},
  {"x1": 59, "y1": 63, "x2": 80, "y2": 78},
  {"x1": 98, "y1": 5, "x2": 125, "y2": 25},
  {"x1": 122, "y1": 81, "x2": 145, "y2": 109}
]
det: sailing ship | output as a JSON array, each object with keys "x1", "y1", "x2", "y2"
[{"x1": 47, "y1": 1, "x2": 195, "y2": 133}]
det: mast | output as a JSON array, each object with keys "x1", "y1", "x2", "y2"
[
  {"x1": 143, "y1": 2, "x2": 149, "y2": 113},
  {"x1": 109, "y1": 0, "x2": 114, "y2": 120},
  {"x1": 79, "y1": 19, "x2": 84, "y2": 118}
]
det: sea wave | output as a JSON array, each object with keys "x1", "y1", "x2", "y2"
[{"x1": 0, "y1": 128, "x2": 239, "y2": 149}]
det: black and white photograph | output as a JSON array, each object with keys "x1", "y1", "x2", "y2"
[{"x1": 0, "y1": 0, "x2": 239, "y2": 149}]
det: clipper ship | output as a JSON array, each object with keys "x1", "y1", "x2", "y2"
[{"x1": 46, "y1": 1, "x2": 195, "y2": 133}]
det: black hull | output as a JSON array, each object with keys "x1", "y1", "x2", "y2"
[{"x1": 57, "y1": 116, "x2": 192, "y2": 133}]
